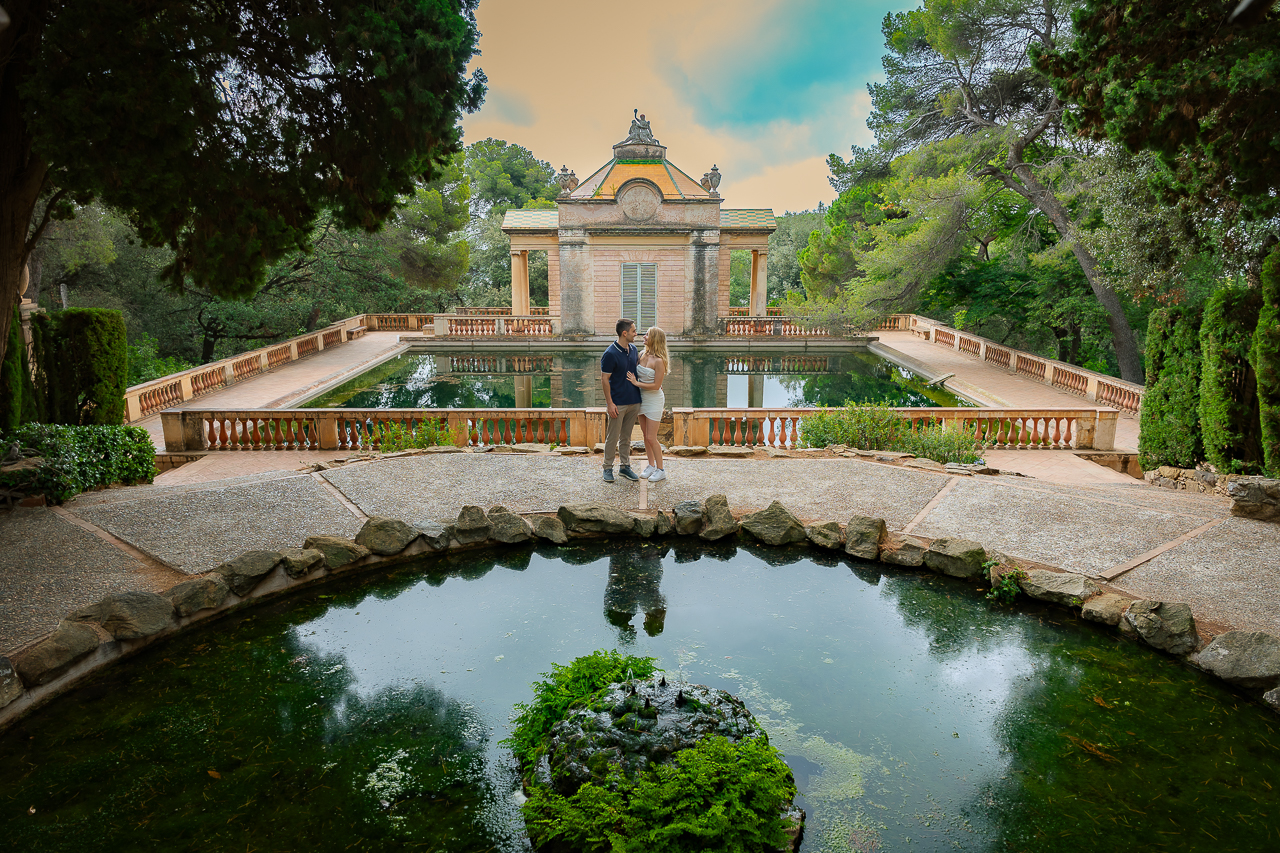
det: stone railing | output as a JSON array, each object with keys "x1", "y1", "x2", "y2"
[
  {"x1": 161, "y1": 408, "x2": 610, "y2": 452},
  {"x1": 879, "y1": 314, "x2": 1145, "y2": 414},
  {"x1": 124, "y1": 315, "x2": 370, "y2": 423},
  {"x1": 162, "y1": 405, "x2": 1117, "y2": 453},
  {"x1": 724, "y1": 306, "x2": 786, "y2": 317},
  {"x1": 718, "y1": 317, "x2": 853, "y2": 337},
  {"x1": 362, "y1": 314, "x2": 435, "y2": 332},
  {"x1": 671, "y1": 407, "x2": 1118, "y2": 451},
  {"x1": 449, "y1": 306, "x2": 551, "y2": 316},
  {"x1": 433, "y1": 315, "x2": 560, "y2": 337}
]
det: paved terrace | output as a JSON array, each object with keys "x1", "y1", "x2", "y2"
[{"x1": 6, "y1": 329, "x2": 1250, "y2": 662}]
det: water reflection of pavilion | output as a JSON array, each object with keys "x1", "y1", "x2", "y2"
[{"x1": 432, "y1": 353, "x2": 833, "y2": 408}]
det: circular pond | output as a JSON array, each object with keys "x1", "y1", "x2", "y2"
[{"x1": 2, "y1": 541, "x2": 1277, "y2": 852}]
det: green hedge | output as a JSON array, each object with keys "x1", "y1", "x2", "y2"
[
  {"x1": 1199, "y1": 288, "x2": 1264, "y2": 473},
  {"x1": 45, "y1": 308, "x2": 129, "y2": 425},
  {"x1": 0, "y1": 424, "x2": 156, "y2": 503},
  {"x1": 0, "y1": 308, "x2": 31, "y2": 431},
  {"x1": 1139, "y1": 306, "x2": 1204, "y2": 470},
  {"x1": 1252, "y1": 247, "x2": 1280, "y2": 477},
  {"x1": 799, "y1": 402, "x2": 987, "y2": 464}
]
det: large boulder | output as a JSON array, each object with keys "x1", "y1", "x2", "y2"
[
  {"x1": 279, "y1": 547, "x2": 325, "y2": 579},
  {"x1": 1082, "y1": 593, "x2": 1128, "y2": 626},
  {"x1": 302, "y1": 535, "x2": 370, "y2": 570},
  {"x1": 1265, "y1": 686, "x2": 1280, "y2": 715},
  {"x1": 165, "y1": 575, "x2": 231, "y2": 617},
  {"x1": 454, "y1": 505, "x2": 493, "y2": 544},
  {"x1": 489, "y1": 511, "x2": 533, "y2": 544},
  {"x1": 805, "y1": 521, "x2": 844, "y2": 550},
  {"x1": 923, "y1": 538, "x2": 986, "y2": 579},
  {"x1": 672, "y1": 500, "x2": 703, "y2": 535},
  {"x1": 1121, "y1": 601, "x2": 1200, "y2": 655},
  {"x1": 12, "y1": 622, "x2": 99, "y2": 686},
  {"x1": 1018, "y1": 570, "x2": 1099, "y2": 607},
  {"x1": 412, "y1": 520, "x2": 452, "y2": 551},
  {"x1": 879, "y1": 534, "x2": 926, "y2": 567},
  {"x1": 558, "y1": 504, "x2": 636, "y2": 535},
  {"x1": 531, "y1": 515, "x2": 568, "y2": 544},
  {"x1": 69, "y1": 591, "x2": 175, "y2": 640},
  {"x1": 654, "y1": 511, "x2": 674, "y2": 536},
  {"x1": 214, "y1": 550, "x2": 283, "y2": 595},
  {"x1": 632, "y1": 515, "x2": 658, "y2": 538},
  {"x1": 740, "y1": 501, "x2": 807, "y2": 545},
  {"x1": 844, "y1": 516, "x2": 885, "y2": 560},
  {"x1": 355, "y1": 517, "x2": 420, "y2": 555},
  {"x1": 1226, "y1": 476, "x2": 1280, "y2": 522},
  {"x1": 0, "y1": 657, "x2": 23, "y2": 709},
  {"x1": 1191, "y1": 631, "x2": 1280, "y2": 690},
  {"x1": 699, "y1": 495, "x2": 739, "y2": 541}
]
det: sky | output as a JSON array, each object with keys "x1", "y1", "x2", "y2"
[{"x1": 460, "y1": 0, "x2": 915, "y2": 214}]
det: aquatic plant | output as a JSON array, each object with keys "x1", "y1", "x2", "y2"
[{"x1": 985, "y1": 566, "x2": 1027, "y2": 605}]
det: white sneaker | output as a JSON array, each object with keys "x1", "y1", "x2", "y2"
[
  {"x1": 648, "y1": 469, "x2": 666, "y2": 482},
  {"x1": 641, "y1": 464, "x2": 656, "y2": 478}
]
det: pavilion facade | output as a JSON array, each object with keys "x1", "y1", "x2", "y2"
[{"x1": 500, "y1": 114, "x2": 776, "y2": 337}]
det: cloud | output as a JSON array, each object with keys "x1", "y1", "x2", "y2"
[{"x1": 479, "y1": 87, "x2": 536, "y2": 127}]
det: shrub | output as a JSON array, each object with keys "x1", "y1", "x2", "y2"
[
  {"x1": 373, "y1": 419, "x2": 456, "y2": 451},
  {"x1": 0, "y1": 424, "x2": 156, "y2": 503},
  {"x1": 522, "y1": 735, "x2": 797, "y2": 853},
  {"x1": 799, "y1": 402, "x2": 986, "y2": 464},
  {"x1": 1252, "y1": 247, "x2": 1280, "y2": 477},
  {"x1": 1139, "y1": 306, "x2": 1203, "y2": 470},
  {"x1": 38, "y1": 308, "x2": 129, "y2": 425},
  {"x1": 0, "y1": 307, "x2": 34, "y2": 431},
  {"x1": 1199, "y1": 288, "x2": 1264, "y2": 473}
]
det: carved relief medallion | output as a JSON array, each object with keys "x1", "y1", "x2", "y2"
[{"x1": 618, "y1": 183, "x2": 660, "y2": 222}]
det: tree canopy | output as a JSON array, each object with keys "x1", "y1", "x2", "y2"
[
  {"x1": 1034, "y1": 0, "x2": 1280, "y2": 220},
  {"x1": 0, "y1": 0, "x2": 485, "y2": 365}
]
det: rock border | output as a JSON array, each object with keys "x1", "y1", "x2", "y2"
[{"x1": 3, "y1": 497, "x2": 1279, "y2": 732}]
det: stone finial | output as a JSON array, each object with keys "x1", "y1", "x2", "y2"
[
  {"x1": 708, "y1": 164, "x2": 721, "y2": 194},
  {"x1": 701, "y1": 172, "x2": 713, "y2": 192},
  {"x1": 556, "y1": 165, "x2": 579, "y2": 196}
]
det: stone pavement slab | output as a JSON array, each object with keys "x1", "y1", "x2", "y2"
[
  {"x1": 1115, "y1": 517, "x2": 1280, "y2": 634},
  {"x1": 0, "y1": 508, "x2": 183, "y2": 652},
  {"x1": 69, "y1": 476, "x2": 364, "y2": 575},
  {"x1": 320, "y1": 455, "x2": 951, "y2": 530},
  {"x1": 982, "y1": 450, "x2": 1137, "y2": 485},
  {"x1": 909, "y1": 477, "x2": 1226, "y2": 578}
]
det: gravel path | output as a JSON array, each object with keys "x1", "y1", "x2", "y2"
[
  {"x1": 0, "y1": 509, "x2": 183, "y2": 651},
  {"x1": 70, "y1": 475, "x2": 364, "y2": 575}
]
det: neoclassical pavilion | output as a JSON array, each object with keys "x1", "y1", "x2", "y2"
[{"x1": 501, "y1": 113, "x2": 776, "y2": 337}]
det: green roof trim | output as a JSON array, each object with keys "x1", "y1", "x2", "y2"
[{"x1": 613, "y1": 158, "x2": 665, "y2": 165}]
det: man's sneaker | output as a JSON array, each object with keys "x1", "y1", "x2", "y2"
[
  {"x1": 648, "y1": 469, "x2": 667, "y2": 482},
  {"x1": 603, "y1": 468, "x2": 615, "y2": 483},
  {"x1": 618, "y1": 465, "x2": 640, "y2": 481},
  {"x1": 641, "y1": 464, "x2": 656, "y2": 478}
]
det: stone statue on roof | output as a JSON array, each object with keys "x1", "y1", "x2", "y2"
[{"x1": 624, "y1": 109, "x2": 659, "y2": 145}]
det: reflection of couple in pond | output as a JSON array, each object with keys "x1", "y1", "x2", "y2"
[{"x1": 603, "y1": 546, "x2": 668, "y2": 641}]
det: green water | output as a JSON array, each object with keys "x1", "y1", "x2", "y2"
[
  {"x1": 2, "y1": 542, "x2": 1277, "y2": 852},
  {"x1": 301, "y1": 349, "x2": 966, "y2": 409}
]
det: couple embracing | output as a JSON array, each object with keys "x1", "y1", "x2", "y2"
[{"x1": 600, "y1": 318, "x2": 668, "y2": 483}]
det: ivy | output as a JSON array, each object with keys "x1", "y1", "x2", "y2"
[{"x1": 0, "y1": 424, "x2": 157, "y2": 503}]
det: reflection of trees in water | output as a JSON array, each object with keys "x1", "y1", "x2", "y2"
[
  {"x1": 778, "y1": 353, "x2": 958, "y2": 408},
  {"x1": 603, "y1": 544, "x2": 668, "y2": 642}
]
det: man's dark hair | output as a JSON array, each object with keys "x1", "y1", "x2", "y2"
[{"x1": 616, "y1": 318, "x2": 636, "y2": 337}]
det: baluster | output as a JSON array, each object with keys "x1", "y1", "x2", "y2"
[{"x1": 206, "y1": 416, "x2": 218, "y2": 449}]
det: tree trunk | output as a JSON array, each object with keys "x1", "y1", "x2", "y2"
[
  {"x1": 0, "y1": 1, "x2": 49, "y2": 369},
  {"x1": 1002, "y1": 159, "x2": 1145, "y2": 383}
]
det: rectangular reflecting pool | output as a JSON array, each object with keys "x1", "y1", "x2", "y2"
[{"x1": 302, "y1": 348, "x2": 968, "y2": 409}]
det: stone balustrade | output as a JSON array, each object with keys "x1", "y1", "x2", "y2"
[
  {"x1": 161, "y1": 405, "x2": 1117, "y2": 453},
  {"x1": 161, "y1": 408, "x2": 610, "y2": 452},
  {"x1": 448, "y1": 306, "x2": 551, "y2": 316},
  {"x1": 718, "y1": 317, "x2": 847, "y2": 337},
  {"x1": 124, "y1": 315, "x2": 370, "y2": 423},
  {"x1": 671, "y1": 406, "x2": 1118, "y2": 451},
  {"x1": 889, "y1": 313, "x2": 1146, "y2": 413}
]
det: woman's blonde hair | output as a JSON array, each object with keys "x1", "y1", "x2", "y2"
[{"x1": 643, "y1": 326, "x2": 670, "y2": 373}]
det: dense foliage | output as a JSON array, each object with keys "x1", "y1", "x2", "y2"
[
  {"x1": 1252, "y1": 250, "x2": 1280, "y2": 476},
  {"x1": 1198, "y1": 288, "x2": 1264, "y2": 473},
  {"x1": 41, "y1": 307, "x2": 129, "y2": 425},
  {"x1": 504, "y1": 650, "x2": 658, "y2": 779},
  {"x1": 0, "y1": 423, "x2": 156, "y2": 502},
  {"x1": 799, "y1": 402, "x2": 986, "y2": 464},
  {"x1": 522, "y1": 735, "x2": 797, "y2": 853},
  {"x1": 0, "y1": 308, "x2": 32, "y2": 430},
  {"x1": 1036, "y1": 0, "x2": 1280, "y2": 220},
  {"x1": 1139, "y1": 307, "x2": 1204, "y2": 469}
]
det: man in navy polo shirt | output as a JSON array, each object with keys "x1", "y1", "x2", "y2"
[{"x1": 600, "y1": 318, "x2": 642, "y2": 482}]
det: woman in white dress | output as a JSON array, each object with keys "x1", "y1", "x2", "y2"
[{"x1": 626, "y1": 326, "x2": 669, "y2": 481}]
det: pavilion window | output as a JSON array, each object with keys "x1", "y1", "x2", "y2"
[{"x1": 621, "y1": 263, "x2": 658, "y2": 330}]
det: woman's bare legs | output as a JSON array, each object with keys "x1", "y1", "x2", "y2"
[
  {"x1": 641, "y1": 414, "x2": 663, "y2": 471},
  {"x1": 637, "y1": 415, "x2": 657, "y2": 469}
]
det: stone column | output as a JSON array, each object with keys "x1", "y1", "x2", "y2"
[
  {"x1": 514, "y1": 375, "x2": 533, "y2": 409},
  {"x1": 547, "y1": 245, "x2": 561, "y2": 316},
  {"x1": 686, "y1": 230, "x2": 719, "y2": 336},
  {"x1": 750, "y1": 250, "x2": 769, "y2": 316},
  {"x1": 511, "y1": 250, "x2": 530, "y2": 314},
  {"x1": 558, "y1": 230, "x2": 593, "y2": 334},
  {"x1": 748, "y1": 375, "x2": 764, "y2": 408}
]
